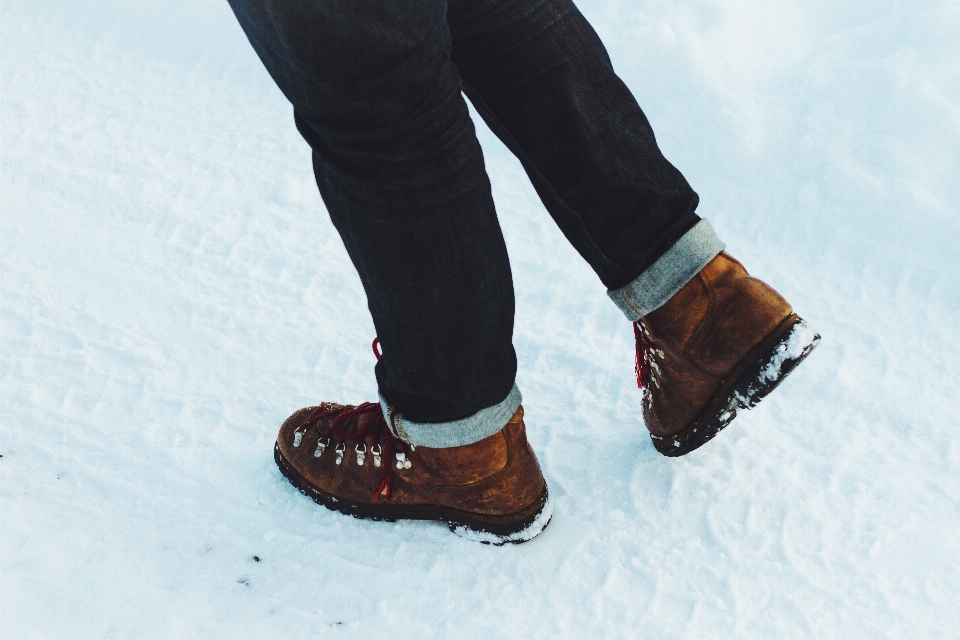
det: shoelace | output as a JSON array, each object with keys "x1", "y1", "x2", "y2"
[
  {"x1": 289, "y1": 337, "x2": 409, "y2": 501},
  {"x1": 291, "y1": 400, "x2": 410, "y2": 501},
  {"x1": 634, "y1": 321, "x2": 652, "y2": 389},
  {"x1": 634, "y1": 320, "x2": 665, "y2": 391}
]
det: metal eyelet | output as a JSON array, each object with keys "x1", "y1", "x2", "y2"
[
  {"x1": 314, "y1": 437, "x2": 329, "y2": 458},
  {"x1": 355, "y1": 443, "x2": 367, "y2": 466},
  {"x1": 395, "y1": 452, "x2": 412, "y2": 470},
  {"x1": 335, "y1": 442, "x2": 345, "y2": 465},
  {"x1": 372, "y1": 444, "x2": 382, "y2": 468},
  {"x1": 293, "y1": 430, "x2": 305, "y2": 447}
]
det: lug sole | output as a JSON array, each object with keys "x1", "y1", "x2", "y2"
[
  {"x1": 652, "y1": 313, "x2": 820, "y2": 457},
  {"x1": 274, "y1": 443, "x2": 552, "y2": 545}
]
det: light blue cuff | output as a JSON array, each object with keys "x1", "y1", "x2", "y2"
[
  {"x1": 607, "y1": 219, "x2": 725, "y2": 321},
  {"x1": 379, "y1": 384, "x2": 522, "y2": 448}
]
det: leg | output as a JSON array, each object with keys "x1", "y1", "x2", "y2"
[
  {"x1": 447, "y1": 0, "x2": 715, "y2": 296},
  {"x1": 448, "y1": 0, "x2": 818, "y2": 455},
  {"x1": 228, "y1": 0, "x2": 551, "y2": 542},
  {"x1": 228, "y1": 0, "x2": 519, "y2": 433}
]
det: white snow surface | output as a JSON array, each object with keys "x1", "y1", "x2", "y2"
[{"x1": 3, "y1": 1, "x2": 960, "y2": 637}]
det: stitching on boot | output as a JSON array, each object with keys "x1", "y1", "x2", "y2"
[
  {"x1": 430, "y1": 428, "x2": 513, "y2": 493},
  {"x1": 682, "y1": 273, "x2": 718, "y2": 375}
]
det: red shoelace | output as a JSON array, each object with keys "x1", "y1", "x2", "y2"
[
  {"x1": 634, "y1": 321, "x2": 652, "y2": 389},
  {"x1": 293, "y1": 400, "x2": 408, "y2": 501}
]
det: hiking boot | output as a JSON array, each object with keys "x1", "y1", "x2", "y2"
[
  {"x1": 634, "y1": 251, "x2": 820, "y2": 456},
  {"x1": 274, "y1": 402, "x2": 552, "y2": 544}
]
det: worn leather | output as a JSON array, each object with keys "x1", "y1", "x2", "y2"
[
  {"x1": 276, "y1": 406, "x2": 545, "y2": 517},
  {"x1": 641, "y1": 252, "x2": 793, "y2": 437}
]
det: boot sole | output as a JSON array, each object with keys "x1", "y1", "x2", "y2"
[
  {"x1": 652, "y1": 313, "x2": 820, "y2": 457},
  {"x1": 274, "y1": 443, "x2": 553, "y2": 545}
]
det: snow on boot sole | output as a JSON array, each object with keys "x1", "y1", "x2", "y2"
[
  {"x1": 274, "y1": 443, "x2": 552, "y2": 545},
  {"x1": 651, "y1": 314, "x2": 820, "y2": 457}
]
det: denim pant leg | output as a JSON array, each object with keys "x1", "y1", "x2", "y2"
[
  {"x1": 227, "y1": 0, "x2": 521, "y2": 442},
  {"x1": 447, "y1": 0, "x2": 724, "y2": 314}
]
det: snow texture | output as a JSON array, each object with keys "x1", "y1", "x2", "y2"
[
  {"x1": 2, "y1": 1, "x2": 960, "y2": 638},
  {"x1": 759, "y1": 319, "x2": 819, "y2": 385}
]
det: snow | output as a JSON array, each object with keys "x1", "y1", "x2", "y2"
[
  {"x1": 759, "y1": 319, "x2": 819, "y2": 385},
  {"x1": 2, "y1": 0, "x2": 959, "y2": 637}
]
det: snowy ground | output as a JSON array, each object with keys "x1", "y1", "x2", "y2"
[{"x1": 3, "y1": 1, "x2": 959, "y2": 637}]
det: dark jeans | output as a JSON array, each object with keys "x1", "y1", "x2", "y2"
[{"x1": 228, "y1": 0, "x2": 700, "y2": 424}]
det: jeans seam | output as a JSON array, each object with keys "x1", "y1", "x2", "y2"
[{"x1": 461, "y1": 83, "x2": 624, "y2": 280}]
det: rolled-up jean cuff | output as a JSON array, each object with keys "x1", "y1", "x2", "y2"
[
  {"x1": 378, "y1": 383, "x2": 522, "y2": 448},
  {"x1": 607, "y1": 219, "x2": 725, "y2": 321}
]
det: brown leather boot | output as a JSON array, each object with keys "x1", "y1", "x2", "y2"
[
  {"x1": 636, "y1": 251, "x2": 820, "y2": 456},
  {"x1": 274, "y1": 402, "x2": 551, "y2": 544}
]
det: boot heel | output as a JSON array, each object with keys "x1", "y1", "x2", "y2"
[
  {"x1": 447, "y1": 486, "x2": 553, "y2": 546},
  {"x1": 735, "y1": 315, "x2": 820, "y2": 409},
  {"x1": 652, "y1": 314, "x2": 819, "y2": 457}
]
